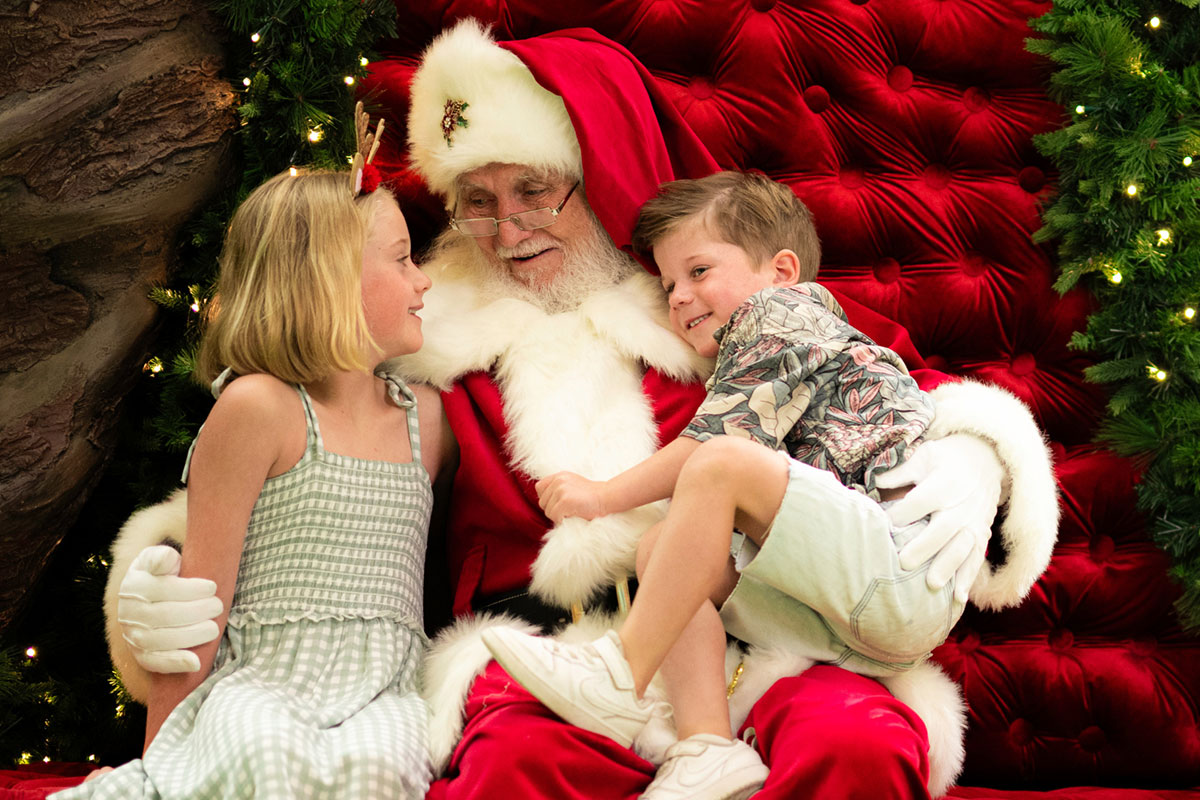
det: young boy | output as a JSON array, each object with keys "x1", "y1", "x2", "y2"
[{"x1": 482, "y1": 171, "x2": 963, "y2": 800}]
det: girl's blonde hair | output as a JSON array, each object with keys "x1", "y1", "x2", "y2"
[{"x1": 197, "y1": 169, "x2": 390, "y2": 386}]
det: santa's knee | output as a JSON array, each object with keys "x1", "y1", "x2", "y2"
[
  {"x1": 830, "y1": 710, "x2": 923, "y2": 773},
  {"x1": 754, "y1": 680, "x2": 929, "y2": 797}
]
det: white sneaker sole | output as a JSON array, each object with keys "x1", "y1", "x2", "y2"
[{"x1": 642, "y1": 766, "x2": 768, "y2": 800}]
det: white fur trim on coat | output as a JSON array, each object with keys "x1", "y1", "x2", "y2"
[
  {"x1": 926, "y1": 380, "x2": 1060, "y2": 610},
  {"x1": 407, "y1": 19, "x2": 582, "y2": 202},
  {"x1": 104, "y1": 489, "x2": 189, "y2": 705},
  {"x1": 395, "y1": 259, "x2": 711, "y2": 607},
  {"x1": 421, "y1": 613, "x2": 541, "y2": 774}
]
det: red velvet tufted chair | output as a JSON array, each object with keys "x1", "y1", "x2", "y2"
[{"x1": 364, "y1": 1, "x2": 1200, "y2": 797}]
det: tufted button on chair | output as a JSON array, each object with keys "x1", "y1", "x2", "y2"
[{"x1": 366, "y1": 2, "x2": 1200, "y2": 796}]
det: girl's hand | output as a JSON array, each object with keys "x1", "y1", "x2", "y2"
[{"x1": 535, "y1": 472, "x2": 610, "y2": 523}]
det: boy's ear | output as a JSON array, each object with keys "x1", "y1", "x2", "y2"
[{"x1": 769, "y1": 249, "x2": 803, "y2": 285}]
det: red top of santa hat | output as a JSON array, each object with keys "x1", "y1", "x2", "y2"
[{"x1": 500, "y1": 30, "x2": 719, "y2": 266}]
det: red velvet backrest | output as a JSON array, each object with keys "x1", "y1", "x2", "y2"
[{"x1": 364, "y1": 0, "x2": 1200, "y2": 787}]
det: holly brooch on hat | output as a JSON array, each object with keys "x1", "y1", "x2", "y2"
[{"x1": 350, "y1": 100, "x2": 385, "y2": 196}]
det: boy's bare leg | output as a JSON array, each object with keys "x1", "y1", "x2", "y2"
[
  {"x1": 621, "y1": 436, "x2": 789, "y2": 695},
  {"x1": 636, "y1": 522, "x2": 740, "y2": 738}
]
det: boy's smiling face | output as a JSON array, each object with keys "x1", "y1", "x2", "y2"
[{"x1": 654, "y1": 215, "x2": 789, "y2": 358}]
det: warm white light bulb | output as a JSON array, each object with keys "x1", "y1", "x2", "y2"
[
  {"x1": 1110, "y1": 271, "x2": 1123, "y2": 284},
  {"x1": 307, "y1": 129, "x2": 323, "y2": 143},
  {"x1": 1157, "y1": 229, "x2": 1171, "y2": 244},
  {"x1": 1184, "y1": 307, "x2": 1196, "y2": 320},
  {"x1": 289, "y1": 166, "x2": 298, "y2": 177},
  {"x1": 344, "y1": 76, "x2": 355, "y2": 86},
  {"x1": 1075, "y1": 104, "x2": 1086, "y2": 115},
  {"x1": 250, "y1": 32, "x2": 260, "y2": 43},
  {"x1": 190, "y1": 302, "x2": 200, "y2": 312},
  {"x1": 360, "y1": 56, "x2": 369, "y2": 67},
  {"x1": 1126, "y1": 184, "x2": 1138, "y2": 196},
  {"x1": 242, "y1": 77, "x2": 251, "y2": 87},
  {"x1": 1149, "y1": 16, "x2": 1161, "y2": 28},
  {"x1": 1185, "y1": 156, "x2": 1194, "y2": 167},
  {"x1": 25, "y1": 646, "x2": 36, "y2": 658},
  {"x1": 1155, "y1": 369, "x2": 1167, "y2": 381}
]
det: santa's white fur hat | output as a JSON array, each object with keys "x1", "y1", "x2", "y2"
[{"x1": 407, "y1": 19, "x2": 582, "y2": 204}]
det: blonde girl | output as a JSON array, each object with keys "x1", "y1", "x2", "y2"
[{"x1": 55, "y1": 166, "x2": 447, "y2": 799}]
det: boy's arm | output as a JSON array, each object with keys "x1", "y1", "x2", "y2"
[
  {"x1": 536, "y1": 436, "x2": 701, "y2": 523},
  {"x1": 144, "y1": 376, "x2": 290, "y2": 751}
]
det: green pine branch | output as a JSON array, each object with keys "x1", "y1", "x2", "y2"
[{"x1": 1029, "y1": 0, "x2": 1200, "y2": 629}]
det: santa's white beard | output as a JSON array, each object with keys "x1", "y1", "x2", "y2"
[{"x1": 425, "y1": 214, "x2": 640, "y2": 314}]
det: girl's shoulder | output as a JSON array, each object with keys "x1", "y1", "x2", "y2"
[
  {"x1": 208, "y1": 373, "x2": 302, "y2": 432},
  {"x1": 203, "y1": 373, "x2": 306, "y2": 477}
]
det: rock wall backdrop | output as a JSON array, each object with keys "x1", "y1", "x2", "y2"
[{"x1": 0, "y1": 0, "x2": 237, "y2": 635}]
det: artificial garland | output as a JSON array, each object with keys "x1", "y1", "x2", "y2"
[{"x1": 1026, "y1": 0, "x2": 1200, "y2": 628}]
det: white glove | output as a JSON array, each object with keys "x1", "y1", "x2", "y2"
[
  {"x1": 875, "y1": 434, "x2": 1004, "y2": 602},
  {"x1": 117, "y1": 545, "x2": 222, "y2": 673}
]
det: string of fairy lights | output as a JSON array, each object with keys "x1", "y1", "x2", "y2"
[{"x1": 1054, "y1": 9, "x2": 1197, "y2": 390}]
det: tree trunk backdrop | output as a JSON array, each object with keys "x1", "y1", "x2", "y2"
[{"x1": 0, "y1": 0, "x2": 237, "y2": 634}]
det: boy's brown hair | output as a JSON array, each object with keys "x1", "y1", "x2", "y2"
[{"x1": 632, "y1": 171, "x2": 821, "y2": 282}]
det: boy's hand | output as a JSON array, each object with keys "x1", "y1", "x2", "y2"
[{"x1": 535, "y1": 472, "x2": 610, "y2": 523}]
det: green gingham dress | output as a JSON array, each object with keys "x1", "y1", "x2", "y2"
[{"x1": 56, "y1": 372, "x2": 433, "y2": 799}]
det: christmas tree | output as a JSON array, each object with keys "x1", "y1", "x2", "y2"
[{"x1": 1026, "y1": 0, "x2": 1200, "y2": 626}]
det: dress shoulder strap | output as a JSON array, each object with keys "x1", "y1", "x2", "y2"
[
  {"x1": 379, "y1": 369, "x2": 421, "y2": 464},
  {"x1": 294, "y1": 383, "x2": 324, "y2": 455}
]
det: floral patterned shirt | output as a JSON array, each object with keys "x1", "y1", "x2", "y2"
[{"x1": 682, "y1": 284, "x2": 934, "y2": 498}]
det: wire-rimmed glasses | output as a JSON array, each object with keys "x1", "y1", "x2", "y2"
[{"x1": 450, "y1": 182, "x2": 579, "y2": 237}]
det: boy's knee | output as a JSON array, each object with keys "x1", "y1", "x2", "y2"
[{"x1": 683, "y1": 436, "x2": 775, "y2": 488}]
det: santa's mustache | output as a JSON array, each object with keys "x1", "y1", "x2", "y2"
[{"x1": 496, "y1": 236, "x2": 558, "y2": 260}]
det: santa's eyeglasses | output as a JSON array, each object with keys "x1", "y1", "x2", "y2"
[{"x1": 450, "y1": 183, "x2": 579, "y2": 237}]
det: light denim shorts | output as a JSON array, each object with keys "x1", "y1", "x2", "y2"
[{"x1": 718, "y1": 456, "x2": 964, "y2": 677}]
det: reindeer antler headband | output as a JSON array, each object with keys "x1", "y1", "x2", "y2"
[{"x1": 350, "y1": 101, "x2": 386, "y2": 196}]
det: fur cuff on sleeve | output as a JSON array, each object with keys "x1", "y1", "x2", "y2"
[
  {"x1": 926, "y1": 380, "x2": 1060, "y2": 610},
  {"x1": 104, "y1": 489, "x2": 190, "y2": 704}
]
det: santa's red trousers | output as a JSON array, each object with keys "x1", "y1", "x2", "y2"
[{"x1": 427, "y1": 661, "x2": 931, "y2": 799}]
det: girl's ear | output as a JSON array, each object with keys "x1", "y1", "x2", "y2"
[{"x1": 769, "y1": 249, "x2": 802, "y2": 286}]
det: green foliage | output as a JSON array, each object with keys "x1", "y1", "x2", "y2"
[
  {"x1": 0, "y1": 0, "x2": 395, "y2": 766},
  {"x1": 1028, "y1": 1, "x2": 1200, "y2": 628}
]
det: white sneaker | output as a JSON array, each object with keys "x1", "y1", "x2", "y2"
[
  {"x1": 480, "y1": 628, "x2": 663, "y2": 747},
  {"x1": 641, "y1": 734, "x2": 769, "y2": 800}
]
